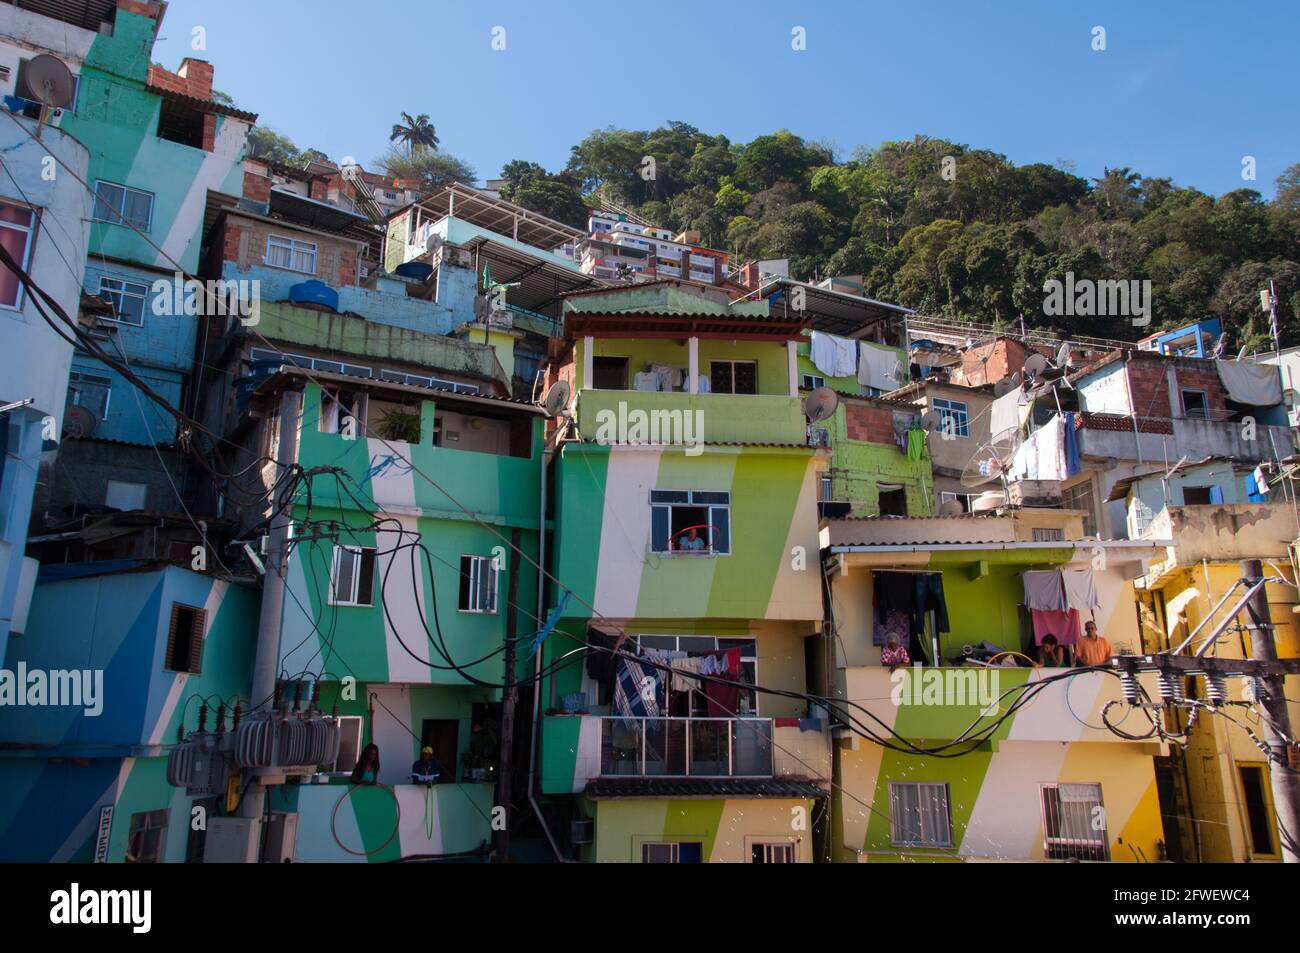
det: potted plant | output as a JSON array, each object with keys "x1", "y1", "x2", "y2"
[{"x1": 376, "y1": 407, "x2": 421, "y2": 443}]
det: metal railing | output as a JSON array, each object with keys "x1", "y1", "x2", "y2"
[{"x1": 599, "y1": 716, "x2": 774, "y2": 777}]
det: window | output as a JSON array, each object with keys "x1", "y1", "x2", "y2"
[
  {"x1": 164, "y1": 603, "x2": 206, "y2": 674},
  {"x1": 0, "y1": 201, "x2": 36, "y2": 310},
  {"x1": 93, "y1": 181, "x2": 154, "y2": 231},
  {"x1": 932, "y1": 397, "x2": 970, "y2": 438},
  {"x1": 1040, "y1": 782, "x2": 1109, "y2": 860},
  {"x1": 1061, "y1": 480, "x2": 1098, "y2": 537},
  {"x1": 889, "y1": 782, "x2": 953, "y2": 847},
  {"x1": 459, "y1": 555, "x2": 499, "y2": 614},
  {"x1": 641, "y1": 842, "x2": 702, "y2": 863},
  {"x1": 1032, "y1": 527, "x2": 1065, "y2": 542},
  {"x1": 939, "y1": 490, "x2": 977, "y2": 514},
  {"x1": 801, "y1": 373, "x2": 825, "y2": 390},
  {"x1": 319, "y1": 389, "x2": 367, "y2": 436},
  {"x1": 265, "y1": 235, "x2": 318, "y2": 274},
  {"x1": 1182, "y1": 485, "x2": 1213, "y2": 505},
  {"x1": 1238, "y1": 764, "x2": 1276, "y2": 856},
  {"x1": 250, "y1": 348, "x2": 372, "y2": 379},
  {"x1": 592, "y1": 356, "x2": 629, "y2": 390},
  {"x1": 97, "y1": 276, "x2": 149, "y2": 326},
  {"x1": 1181, "y1": 389, "x2": 1209, "y2": 420},
  {"x1": 650, "y1": 489, "x2": 731, "y2": 555},
  {"x1": 379, "y1": 369, "x2": 479, "y2": 395},
  {"x1": 877, "y1": 485, "x2": 908, "y2": 517},
  {"x1": 329, "y1": 545, "x2": 376, "y2": 607},
  {"x1": 332, "y1": 716, "x2": 364, "y2": 774},
  {"x1": 751, "y1": 842, "x2": 795, "y2": 863},
  {"x1": 106, "y1": 480, "x2": 147, "y2": 511},
  {"x1": 66, "y1": 371, "x2": 111, "y2": 420},
  {"x1": 820, "y1": 475, "x2": 833, "y2": 501},
  {"x1": 710, "y1": 360, "x2": 757, "y2": 395},
  {"x1": 126, "y1": 809, "x2": 168, "y2": 863}
]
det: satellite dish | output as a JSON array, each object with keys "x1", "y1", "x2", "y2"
[
  {"x1": 992, "y1": 373, "x2": 1021, "y2": 398},
  {"x1": 960, "y1": 426, "x2": 1021, "y2": 490},
  {"x1": 62, "y1": 405, "x2": 98, "y2": 439},
  {"x1": 1023, "y1": 353, "x2": 1050, "y2": 379},
  {"x1": 938, "y1": 499, "x2": 965, "y2": 517},
  {"x1": 919, "y1": 409, "x2": 943, "y2": 432},
  {"x1": 803, "y1": 386, "x2": 839, "y2": 423},
  {"x1": 1055, "y1": 342, "x2": 1071, "y2": 367},
  {"x1": 542, "y1": 380, "x2": 571, "y2": 417},
  {"x1": 24, "y1": 54, "x2": 76, "y2": 109},
  {"x1": 425, "y1": 231, "x2": 444, "y2": 255}
]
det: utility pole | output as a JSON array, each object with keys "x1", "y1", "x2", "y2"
[
  {"x1": 494, "y1": 527, "x2": 522, "y2": 862},
  {"x1": 1240, "y1": 559, "x2": 1300, "y2": 862},
  {"x1": 240, "y1": 389, "x2": 302, "y2": 836}
]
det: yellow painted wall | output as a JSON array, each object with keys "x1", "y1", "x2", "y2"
[{"x1": 593, "y1": 798, "x2": 815, "y2": 862}]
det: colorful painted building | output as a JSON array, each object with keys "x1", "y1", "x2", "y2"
[
  {"x1": 820, "y1": 511, "x2": 1171, "y2": 862},
  {"x1": 534, "y1": 281, "x2": 832, "y2": 862},
  {"x1": 0, "y1": 561, "x2": 258, "y2": 862}
]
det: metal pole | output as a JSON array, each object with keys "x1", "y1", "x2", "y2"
[
  {"x1": 494, "y1": 528, "x2": 522, "y2": 862},
  {"x1": 242, "y1": 388, "x2": 302, "y2": 825},
  {"x1": 1240, "y1": 559, "x2": 1300, "y2": 862}
]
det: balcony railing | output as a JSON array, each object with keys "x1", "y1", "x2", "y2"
[{"x1": 599, "y1": 717, "x2": 774, "y2": 777}]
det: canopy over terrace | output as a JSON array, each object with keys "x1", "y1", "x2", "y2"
[{"x1": 735, "y1": 275, "x2": 911, "y2": 344}]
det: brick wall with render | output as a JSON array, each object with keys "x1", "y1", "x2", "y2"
[
  {"x1": 1126, "y1": 354, "x2": 1230, "y2": 420},
  {"x1": 219, "y1": 215, "x2": 361, "y2": 288}
]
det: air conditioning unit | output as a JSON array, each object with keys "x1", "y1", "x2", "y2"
[{"x1": 570, "y1": 818, "x2": 594, "y2": 845}]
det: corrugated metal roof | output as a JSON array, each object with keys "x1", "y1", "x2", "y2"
[{"x1": 585, "y1": 777, "x2": 828, "y2": 799}]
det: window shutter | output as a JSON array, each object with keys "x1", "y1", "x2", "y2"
[
  {"x1": 165, "y1": 605, "x2": 181, "y2": 670},
  {"x1": 188, "y1": 608, "x2": 206, "y2": 673}
]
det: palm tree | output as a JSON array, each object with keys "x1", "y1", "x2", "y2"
[{"x1": 389, "y1": 113, "x2": 439, "y2": 154}]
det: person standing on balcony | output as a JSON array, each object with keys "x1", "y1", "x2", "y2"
[
  {"x1": 1075, "y1": 621, "x2": 1112, "y2": 666},
  {"x1": 410, "y1": 746, "x2": 442, "y2": 785},
  {"x1": 351, "y1": 743, "x2": 381, "y2": 786}
]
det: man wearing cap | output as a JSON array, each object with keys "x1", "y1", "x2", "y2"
[{"x1": 410, "y1": 746, "x2": 442, "y2": 785}]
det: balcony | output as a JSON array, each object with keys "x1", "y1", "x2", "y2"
[
  {"x1": 600, "y1": 716, "x2": 774, "y2": 777},
  {"x1": 1075, "y1": 412, "x2": 1295, "y2": 464},
  {"x1": 575, "y1": 389, "x2": 807, "y2": 446}
]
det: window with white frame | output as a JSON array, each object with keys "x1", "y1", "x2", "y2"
[
  {"x1": 889, "y1": 781, "x2": 954, "y2": 848},
  {"x1": 751, "y1": 842, "x2": 795, "y2": 863},
  {"x1": 1040, "y1": 782, "x2": 1109, "y2": 860},
  {"x1": 459, "y1": 555, "x2": 499, "y2": 613},
  {"x1": 650, "y1": 489, "x2": 731, "y2": 555},
  {"x1": 710, "y1": 360, "x2": 757, "y2": 395},
  {"x1": 93, "y1": 181, "x2": 154, "y2": 231},
  {"x1": 801, "y1": 373, "x2": 825, "y2": 391},
  {"x1": 329, "y1": 545, "x2": 376, "y2": 606},
  {"x1": 66, "y1": 371, "x2": 111, "y2": 420},
  {"x1": 249, "y1": 348, "x2": 372, "y2": 379},
  {"x1": 0, "y1": 200, "x2": 35, "y2": 309},
  {"x1": 380, "y1": 369, "x2": 479, "y2": 395},
  {"x1": 265, "y1": 235, "x2": 318, "y2": 274},
  {"x1": 1032, "y1": 527, "x2": 1065, "y2": 542},
  {"x1": 932, "y1": 397, "x2": 970, "y2": 438},
  {"x1": 939, "y1": 490, "x2": 978, "y2": 513},
  {"x1": 97, "y1": 276, "x2": 149, "y2": 326}
]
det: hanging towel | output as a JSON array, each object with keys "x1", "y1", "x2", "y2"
[
  {"x1": 703, "y1": 648, "x2": 742, "y2": 717},
  {"x1": 1031, "y1": 608, "x2": 1081, "y2": 646},
  {"x1": 648, "y1": 362, "x2": 683, "y2": 390},
  {"x1": 1216, "y1": 360, "x2": 1281, "y2": 407},
  {"x1": 990, "y1": 387, "x2": 1024, "y2": 439},
  {"x1": 1012, "y1": 432, "x2": 1039, "y2": 480},
  {"x1": 858, "y1": 343, "x2": 902, "y2": 390},
  {"x1": 614, "y1": 658, "x2": 660, "y2": 717},
  {"x1": 1245, "y1": 472, "x2": 1267, "y2": 502},
  {"x1": 907, "y1": 428, "x2": 925, "y2": 461},
  {"x1": 669, "y1": 657, "x2": 702, "y2": 693},
  {"x1": 1035, "y1": 415, "x2": 1068, "y2": 481},
  {"x1": 1023, "y1": 570, "x2": 1067, "y2": 611},
  {"x1": 1063, "y1": 412, "x2": 1081, "y2": 477},
  {"x1": 1061, "y1": 569, "x2": 1099, "y2": 611},
  {"x1": 810, "y1": 331, "x2": 857, "y2": 378}
]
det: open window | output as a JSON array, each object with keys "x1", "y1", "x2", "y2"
[
  {"x1": 458, "y1": 555, "x2": 499, "y2": 613},
  {"x1": 319, "y1": 388, "x2": 367, "y2": 437},
  {"x1": 650, "y1": 489, "x2": 731, "y2": 555},
  {"x1": 710, "y1": 360, "x2": 757, "y2": 395},
  {"x1": 592, "y1": 356, "x2": 630, "y2": 390},
  {"x1": 877, "y1": 485, "x2": 908, "y2": 517},
  {"x1": 1181, "y1": 389, "x2": 1209, "y2": 420},
  {"x1": 165, "y1": 603, "x2": 206, "y2": 673},
  {"x1": 329, "y1": 545, "x2": 376, "y2": 607}
]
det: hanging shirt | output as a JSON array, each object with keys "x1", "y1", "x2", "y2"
[
  {"x1": 810, "y1": 331, "x2": 857, "y2": 378},
  {"x1": 633, "y1": 371, "x2": 661, "y2": 392},
  {"x1": 1061, "y1": 569, "x2": 1099, "y2": 611},
  {"x1": 1031, "y1": 608, "x2": 1081, "y2": 646},
  {"x1": 1023, "y1": 570, "x2": 1067, "y2": 611}
]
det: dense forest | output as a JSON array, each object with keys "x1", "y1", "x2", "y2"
[{"x1": 249, "y1": 119, "x2": 1300, "y2": 349}]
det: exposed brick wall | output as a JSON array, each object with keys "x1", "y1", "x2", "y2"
[
  {"x1": 243, "y1": 170, "x2": 271, "y2": 203},
  {"x1": 221, "y1": 222, "x2": 244, "y2": 264},
  {"x1": 202, "y1": 113, "x2": 216, "y2": 152},
  {"x1": 147, "y1": 58, "x2": 215, "y2": 101},
  {"x1": 117, "y1": 0, "x2": 162, "y2": 22},
  {"x1": 224, "y1": 215, "x2": 360, "y2": 286},
  {"x1": 844, "y1": 401, "x2": 897, "y2": 445},
  {"x1": 1126, "y1": 355, "x2": 1228, "y2": 419}
]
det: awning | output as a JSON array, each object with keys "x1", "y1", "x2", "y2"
[{"x1": 1216, "y1": 359, "x2": 1282, "y2": 406}]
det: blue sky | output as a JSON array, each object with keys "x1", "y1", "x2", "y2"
[{"x1": 155, "y1": 0, "x2": 1299, "y2": 198}]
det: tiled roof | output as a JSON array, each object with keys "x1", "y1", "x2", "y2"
[{"x1": 585, "y1": 777, "x2": 829, "y2": 799}]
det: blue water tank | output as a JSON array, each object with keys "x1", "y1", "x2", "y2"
[
  {"x1": 394, "y1": 261, "x2": 433, "y2": 282},
  {"x1": 288, "y1": 280, "x2": 339, "y2": 311}
]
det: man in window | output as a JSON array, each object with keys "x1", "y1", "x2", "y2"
[
  {"x1": 1075, "y1": 620, "x2": 1112, "y2": 666},
  {"x1": 410, "y1": 746, "x2": 442, "y2": 785},
  {"x1": 676, "y1": 526, "x2": 707, "y2": 552}
]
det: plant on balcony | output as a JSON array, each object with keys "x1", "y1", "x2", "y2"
[{"x1": 375, "y1": 408, "x2": 422, "y2": 443}]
